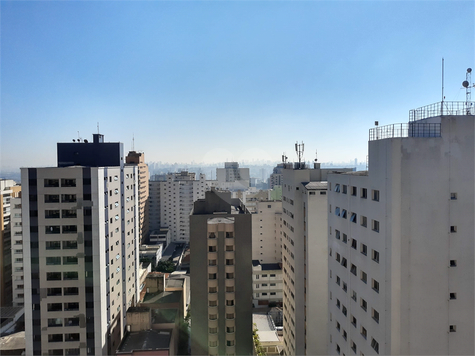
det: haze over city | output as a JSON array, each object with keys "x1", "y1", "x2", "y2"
[{"x1": 1, "y1": 1, "x2": 474, "y2": 172}]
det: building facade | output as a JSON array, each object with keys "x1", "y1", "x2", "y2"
[
  {"x1": 252, "y1": 261, "x2": 283, "y2": 307},
  {"x1": 126, "y1": 151, "x2": 149, "y2": 244},
  {"x1": 252, "y1": 200, "x2": 282, "y2": 264},
  {"x1": 11, "y1": 195, "x2": 24, "y2": 307},
  {"x1": 327, "y1": 102, "x2": 475, "y2": 355},
  {"x1": 282, "y1": 163, "x2": 353, "y2": 356},
  {"x1": 190, "y1": 189, "x2": 253, "y2": 356},
  {"x1": 216, "y1": 162, "x2": 250, "y2": 191},
  {"x1": 22, "y1": 134, "x2": 139, "y2": 356}
]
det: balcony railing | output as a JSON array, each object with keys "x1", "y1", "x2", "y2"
[
  {"x1": 369, "y1": 123, "x2": 441, "y2": 141},
  {"x1": 409, "y1": 101, "x2": 474, "y2": 121}
]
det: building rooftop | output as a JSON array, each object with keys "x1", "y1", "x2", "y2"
[
  {"x1": 253, "y1": 314, "x2": 280, "y2": 343},
  {"x1": 252, "y1": 260, "x2": 282, "y2": 271},
  {"x1": 303, "y1": 181, "x2": 328, "y2": 190},
  {"x1": 142, "y1": 290, "x2": 182, "y2": 305},
  {"x1": 0, "y1": 331, "x2": 25, "y2": 352},
  {"x1": 152, "y1": 308, "x2": 178, "y2": 324},
  {"x1": 116, "y1": 329, "x2": 172, "y2": 354}
]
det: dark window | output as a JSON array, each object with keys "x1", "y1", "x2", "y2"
[
  {"x1": 63, "y1": 272, "x2": 78, "y2": 280},
  {"x1": 61, "y1": 179, "x2": 76, "y2": 187},
  {"x1": 62, "y1": 209, "x2": 77, "y2": 218},
  {"x1": 45, "y1": 210, "x2": 60, "y2": 219},
  {"x1": 46, "y1": 272, "x2": 62, "y2": 281},
  {"x1": 63, "y1": 241, "x2": 78, "y2": 249},
  {"x1": 44, "y1": 195, "x2": 60, "y2": 203},
  {"x1": 44, "y1": 179, "x2": 59, "y2": 187},
  {"x1": 46, "y1": 241, "x2": 61, "y2": 250}
]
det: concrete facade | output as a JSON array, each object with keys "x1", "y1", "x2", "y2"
[
  {"x1": 327, "y1": 108, "x2": 475, "y2": 355},
  {"x1": 190, "y1": 190, "x2": 253, "y2": 356},
  {"x1": 251, "y1": 200, "x2": 282, "y2": 264}
]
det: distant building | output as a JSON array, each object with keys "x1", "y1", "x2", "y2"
[
  {"x1": 282, "y1": 161, "x2": 353, "y2": 355},
  {"x1": 0, "y1": 179, "x2": 21, "y2": 307},
  {"x1": 22, "y1": 134, "x2": 139, "y2": 355},
  {"x1": 190, "y1": 189, "x2": 253, "y2": 356},
  {"x1": 269, "y1": 163, "x2": 284, "y2": 189},
  {"x1": 328, "y1": 101, "x2": 475, "y2": 355},
  {"x1": 126, "y1": 151, "x2": 150, "y2": 244},
  {"x1": 10, "y1": 194, "x2": 24, "y2": 307},
  {"x1": 216, "y1": 162, "x2": 250, "y2": 191}
]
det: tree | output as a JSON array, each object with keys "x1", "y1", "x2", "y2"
[
  {"x1": 155, "y1": 260, "x2": 175, "y2": 273},
  {"x1": 253, "y1": 323, "x2": 267, "y2": 356}
]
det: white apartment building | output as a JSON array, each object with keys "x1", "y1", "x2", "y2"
[
  {"x1": 22, "y1": 134, "x2": 139, "y2": 356},
  {"x1": 252, "y1": 261, "x2": 283, "y2": 307},
  {"x1": 282, "y1": 162, "x2": 353, "y2": 356},
  {"x1": 327, "y1": 101, "x2": 475, "y2": 355},
  {"x1": 252, "y1": 200, "x2": 282, "y2": 264},
  {"x1": 11, "y1": 196, "x2": 24, "y2": 306},
  {"x1": 159, "y1": 172, "x2": 207, "y2": 243}
]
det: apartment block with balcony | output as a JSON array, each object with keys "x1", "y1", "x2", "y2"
[
  {"x1": 327, "y1": 101, "x2": 475, "y2": 355},
  {"x1": 190, "y1": 189, "x2": 252, "y2": 356}
]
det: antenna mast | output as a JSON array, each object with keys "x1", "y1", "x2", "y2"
[
  {"x1": 295, "y1": 141, "x2": 304, "y2": 168},
  {"x1": 462, "y1": 68, "x2": 472, "y2": 114},
  {"x1": 132, "y1": 134, "x2": 135, "y2": 151},
  {"x1": 97, "y1": 122, "x2": 100, "y2": 134},
  {"x1": 441, "y1": 58, "x2": 444, "y2": 115}
]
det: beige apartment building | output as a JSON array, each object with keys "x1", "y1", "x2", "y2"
[
  {"x1": 252, "y1": 200, "x2": 282, "y2": 264},
  {"x1": 327, "y1": 101, "x2": 475, "y2": 355},
  {"x1": 22, "y1": 134, "x2": 139, "y2": 356},
  {"x1": 190, "y1": 189, "x2": 253, "y2": 356}
]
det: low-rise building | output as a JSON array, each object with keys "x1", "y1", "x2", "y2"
[{"x1": 252, "y1": 261, "x2": 283, "y2": 308}]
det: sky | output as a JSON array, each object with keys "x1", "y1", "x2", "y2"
[{"x1": 1, "y1": 0, "x2": 474, "y2": 173}]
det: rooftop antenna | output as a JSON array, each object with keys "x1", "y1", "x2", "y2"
[
  {"x1": 77, "y1": 131, "x2": 81, "y2": 142},
  {"x1": 462, "y1": 68, "x2": 473, "y2": 115},
  {"x1": 281, "y1": 153, "x2": 288, "y2": 164},
  {"x1": 295, "y1": 141, "x2": 304, "y2": 168},
  {"x1": 441, "y1": 58, "x2": 444, "y2": 115},
  {"x1": 97, "y1": 122, "x2": 100, "y2": 134},
  {"x1": 132, "y1": 134, "x2": 135, "y2": 151}
]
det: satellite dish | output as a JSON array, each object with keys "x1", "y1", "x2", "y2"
[
  {"x1": 84, "y1": 139, "x2": 88, "y2": 143},
  {"x1": 463, "y1": 81, "x2": 469, "y2": 88}
]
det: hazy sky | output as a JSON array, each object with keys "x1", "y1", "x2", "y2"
[{"x1": 1, "y1": 0, "x2": 474, "y2": 172}]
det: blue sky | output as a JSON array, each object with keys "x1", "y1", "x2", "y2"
[{"x1": 1, "y1": 0, "x2": 474, "y2": 172}]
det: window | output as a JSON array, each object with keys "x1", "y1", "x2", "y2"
[
  {"x1": 361, "y1": 326, "x2": 367, "y2": 339},
  {"x1": 225, "y1": 245, "x2": 234, "y2": 251},
  {"x1": 372, "y1": 308, "x2": 379, "y2": 323},
  {"x1": 226, "y1": 232, "x2": 234, "y2": 238},
  {"x1": 450, "y1": 325, "x2": 456, "y2": 332},
  {"x1": 336, "y1": 276, "x2": 341, "y2": 286},
  {"x1": 372, "y1": 220, "x2": 380, "y2": 232},
  {"x1": 360, "y1": 216, "x2": 367, "y2": 227},
  {"x1": 226, "y1": 273, "x2": 234, "y2": 279},
  {"x1": 336, "y1": 230, "x2": 341, "y2": 240},
  {"x1": 342, "y1": 185, "x2": 347, "y2": 194},
  {"x1": 371, "y1": 338, "x2": 379, "y2": 353},
  {"x1": 209, "y1": 327, "x2": 217, "y2": 334},
  {"x1": 63, "y1": 272, "x2": 78, "y2": 280},
  {"x1": 46, "y1": 226, "x2": 61, "y2": 234},
  {"x1": 226, "y1": 313, "x2": 234, "y2": 319},
  {"x1": 372, "y1": 250, "x2": 380, "y2": 263},
  {"x1": 372, "y1": 279, "x2": 380, "y2": 293},
  {"x1": 226, "y1": 300, "x2": 234, "y2": 306},
  {"x1": 209, "y1": 314, "x2": 217, "y2": 320},
  {"x1": 209, "y1": 273, "x2": 217, "y2": 280},
  {"x1": 47, "y1": 288, "x2": 62, "y2": 296},
  {"x1": 335, "y1": 207, "x2": 341, "y2": 216},
  {"x1": 341, "y1": 209, "x2": 347, "y2": 219},
  {"x1": 372, "y1": 189, "x2": 380, "y2": 201},
  {"x1": 343, "y1": 330, "x2": 347, "y2": 340},
  {"x1": 45, "y1": 210, "x2": 60, "y2": 219},
  {"x1": 450, "y1": 226, "x2": 457, "y2": 233},
  {"x1": 361, "y1": 244, "x2": 367, "y2": 256},
  {"x1": 63, "y1": 241, "x2": 78, "y2": 249},
  {"x1": 65, "y1": 318, "x2": 80, "y2": 326},
  {"x1": 48, "y1": 334, "x2": 63, "y2": 343},
  {"x1": 361, "y1": 271, "x2": 367, "y2": 283},
  {"x1": 351, "y1": 315, "x2": 357, "y2": 327},
  {"x1": 342, "y1": 305, "x2": 347, "y2": 316},
  {"x1": 451, "y1": 193, "x2": 457, "y2": 200},
  {"x1": 336, "y1": 299, "x2": 341, "y2": 309},
  {"x1": 336, "y1": 253, "x2": 341, "y2": 263},
  {"x1": 341, "y1": 258, "x2": 347, "y2": 268},
  {"x1": 343, "y1": 282, "x2": 347, "y2": 292},
  {"x1": 360, "y1": 298, "x2": 367, "y2": 311},
  {"x1": 46, "y1": 257, "x2": 61, "y2": 265},
  {"x1": 351, "y1": 239, "x2": 357, "y2": 249},
  {"x1": 209, "y1": 246, "x2": 217, "y2": 252},
  {"x1": 209, "y1": 259, "x2": 217, "y2": 266},
  {"x1": 351, "y1": 341, "x2": 357, "y2": 353},
  {"x1": 61, "y1": 179, "x2": 76, "y2": 187},
  {"x1": 209, "y1": 232, "x2": 216, "y2": 239},
  {"x1": 351, "y1": 186, "x2": 357, "y2": 196},
  {"x1": 62, "y1": 209, "x2": 77, "y2": 218},
  {"x1": 209, "y1": 287, "x2": 217, "y2": 293},
  {"x1": 350, "y1": 212, "x2": 357, "y2": 223},
  {"x1": 44, "y1": 179, "x2": 59, "y2": 187},
  {"x1": 227, "y1": 326, "x2": 235, "y2": 333},
  {"x1": 361, "y1": 188, "x2": 367, "y2": 199},
  {"x1": 47, "y1": 303, "x2": 62, "y2": 311},
  {"x1": 334, "y1": 184, "x2": 341, "y2": 193},
  {"x1": 336, "y1": 321, "x2": 341, "y2": 331},
  {"x1": 351, "y1": 290, "x2": 357, "y2": 301},
  {"x1": 64, "y1": 302, "x2": 79, "y2": 311},
  {"x1": 450, "y1": 292, "x2": 457, "y2": 300},
  {"x1": 47, "y1": 272, "x2": 61, "y2": 281},
  {"x1": 450, "y1": 260, "x2": 457, "y2": 267},
  {"x1": 227, "y1": 340, "x2": 235, "y2": 346},
  {"x1": 226, "y1": 286, "x2": 234, "y2": 292},
  {"x1": 226, "y1": 259, "x2": 234, "y2": 265},
  {"x1": 342, "y1": 234, "x2": 348, "y2": 243},
  {"x1": 209, "y1": 300, "x2": 217, "y2": 307},
  {"x1": 65, "y1": 334, "x2": 80, "y2": 342},
  {"x1": 351, "y1": 264, "x2": 357, "y2": 276},
  {"x1": 61, "y1": 194, "x2": 77, "y2": 203}
]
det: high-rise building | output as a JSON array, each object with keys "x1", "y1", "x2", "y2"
[
  {"x1": 11, "y1": 194, "x2": 24, "y2": 307},
  {"x1": 269, "y1": 163, "x2": 285, "y2": 189},
  {"x1": 126, "y1": 151, "x2": 149, "y2": 244},
  {"x1": 282, "y1": 162, "x2": 352, "y2": 356},
  {"x1": 327, "y1": 101, "x2": 475, "y2": 355},
  {"x1": 149, "y1": 171, "x2": 207, "y2": 243},
  {"x1": 1, "y1": 179, "x2": 21, "y2": 307},
  {"x1": 22, "y1": 134, "x2": 139, "y2": 356},
  {"x1": 190, "y1": 189, "x2": 253, "y2": 356}
]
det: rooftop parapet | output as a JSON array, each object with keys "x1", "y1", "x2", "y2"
[
  {"x1": 369, "y1": 123, "x2": 441, "y2": 141},
  {"x1": 409, "y1": 101, "x2": 474, "y2": 121}
]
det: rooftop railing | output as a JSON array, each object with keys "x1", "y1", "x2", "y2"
[
  {"x1": 369, "y1": 123, "x2": 441, "y2": 141},
  {"x1": 409, "y1": 101, "x2": 474, "y2": 121}
]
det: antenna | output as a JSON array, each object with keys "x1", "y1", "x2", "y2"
[
  {"x1": 441, "y1": 58, "x2": 444, "y2": 115},
  {"x1": 295, "y1": 141, "x2": 304, "y2": 168},
  {"x1": 77, "y1": 131, "x2": 81, "y2": 142},
  {"x1": 97, "y1": 122, "x2": 100, "y2": 134},
  {"x1": 281, "y1": 153, "x2": 288, "y2": 164},
  {"x1": 462, "y1": 68, "x2": 473, "y2": 114},
  {"x1": 315, "y1": 149, "x2": 318, "y2": 163},
  {"x1": 132, "y1": 134, "x2": 135, "y2": 151}
]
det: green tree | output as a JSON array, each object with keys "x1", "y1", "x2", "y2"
[{"x1": 155, "y1": 260, "x2": 175, "y2": 273}]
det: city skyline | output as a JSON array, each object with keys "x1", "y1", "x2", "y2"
[{"x1": 1, "y1": 1, "x2": 474, "y2": 172}]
